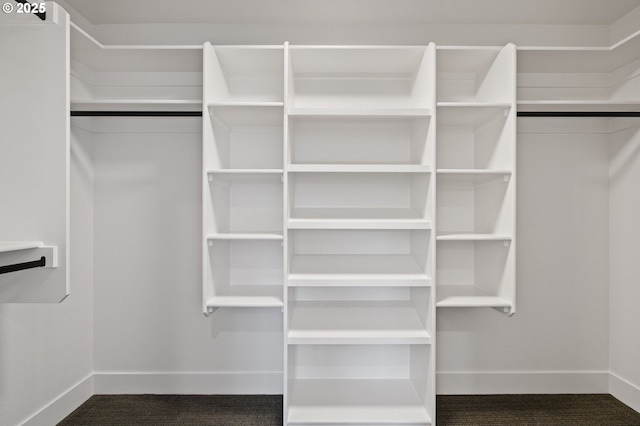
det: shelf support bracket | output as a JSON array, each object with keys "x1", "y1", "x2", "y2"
[{"x1": 493, "y1": 306, "x2": 515, "y2": 317}]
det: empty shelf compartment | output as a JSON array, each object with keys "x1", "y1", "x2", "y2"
[
  {"x1": 288, "y1": 300, "x2": 431, "y2": 345},
  {"x1": 288, "y1": 379, "x2": 432, "y2": 425}
]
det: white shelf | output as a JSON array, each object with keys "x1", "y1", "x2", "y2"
[
  {"x1": 0, "y1": 242, "x2": 43, "y2": 253},
  {"x1": 289, "y1": 208, "x2": 431, "y2": 230},
  {"x1": 437, "y1": 233, "x2": 512, "y2": 241},
  {"x1": 437, "y1": 169, "x2": 512, "y2": 183},
  {"x1": 71, "y1": 100, "x2": 202, "y2": 112},
  {"x1": 289, "y1": 164, "x2": 431, "y2": 173},
  {"x1": 289, "y1": 107, "x2": 432, "y2": 117},
  {"x1": 289, "y1": 218, "x2": 431, "y2": 230},
  {"x1": 288, "y1": 379, "x2": 432, "y2": 425},
  {"x1": 209, "y1": 101, "x2": 284, "y2": 108},
  {"x1": 437, "y1": 102, "x2": 512, "y2": 126},
  {"x1": 290, "y1": 254, "x2": 427, "y2": 276},
  {"x1": 207, "y1": 233, "x2": 283, "y2": 241},
  {"x1": 206, "y1": 285, "x2": 283, "y2": 308},
  {"x1": 288, "y1": 301, "x2": 431, "y2": 345},
  {"x1": 436, "y1": 285, "x2": 511, "y2": 308},
  {"x1": 208, "y1": 170, "x2": 283, "y2": 182},
  {"x1": 517, "y1": 100, "x2": 640, "y2": 112},
  {"x1": 289, "y1": 272, "x2": 430, "y2": 287}
]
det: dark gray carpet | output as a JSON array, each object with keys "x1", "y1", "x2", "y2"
[
  {"x1": 58, "y1": 394, "x2": 640, "y2": 425},
  {"x1": 57, "y1": 395, "x2": 283, "y2": 426},
  {"x1": 437, "y1": 394, "x2": 640, "y2": 425}
]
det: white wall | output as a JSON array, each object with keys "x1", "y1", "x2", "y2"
[
  {"x1": 0, "y1": 131, "x2": 94, "y2": 426},
  {"x1": 90, "y1": 119, "x2": 283, "y2": 394},
  {"x1": 437, "y1": 118, "x2": 611, "y2": 394},
  {"x1": 609, "y1": 122, "x2": 640, "y2": 412}
]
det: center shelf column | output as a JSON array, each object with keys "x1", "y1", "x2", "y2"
[{"x1": 285, "y1": 44, "x2": 437, "y2": 426}]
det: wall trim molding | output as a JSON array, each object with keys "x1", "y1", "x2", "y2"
[
  {"x1": 437, "y1": 371, "x2": 610, "y2": 394},
  {"x1": 93, "y1": 371, "x2": 283, "y2": 395},
  {"x1": 21, "y1": 374, "x2": 93, "y2": 426},
  {"x1": 610, "y1": 372, "x2": 640, "y2": 413}
]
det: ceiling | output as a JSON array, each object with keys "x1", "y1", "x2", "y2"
[{"x1": 63, "y1": 0, "x2": 640, "y2": 26}]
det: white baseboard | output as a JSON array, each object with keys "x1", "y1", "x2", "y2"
[
  {"x1": 93, "y1": 372, "x2": 283, "y2": 395},
  {"x1": 21, "y1": 374, "x2": 93, "y2": 426},
  {"x1": 610, "y1": 373, "x2": 640, "y2": 413},
  {"x1": 437, "y1": 371, "x2": 610, "y2": 394}
]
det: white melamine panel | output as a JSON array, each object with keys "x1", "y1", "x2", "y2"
[
  {"x1": 207, "y1": 105, "x2": 284, "y2": 170},
  {"x1": 289, "y1": 45, "x2": 435, "y2": 109},
  {"x1": 204, "y1": 44, "x2": 284, "y2": 103},
  {"x1": 0, "y1": 3, "x2": 69, "y2": 302},
  {"x1": 289, "y1": 115, "x2": 432, "y2": 166},
  {"x1": 437, "y1": 45, "x2": 516, "y2": 103}
]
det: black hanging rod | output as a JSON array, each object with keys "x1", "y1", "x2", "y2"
[
  {"x1": 14, "y1": 0, "x2": 46, "y2": 21},
  {"x1": 518, "y1": 111, "x2": 640, "y2": 117},
  {"x1": 0, "y1": 256, "x2": 46, "y2": 275},
  {"x1": 71, "y1": 111, "x2": 203, "y2": 117}
]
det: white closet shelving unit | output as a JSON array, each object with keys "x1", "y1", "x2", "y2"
[
  {"x1": 202, "y1": 44, "x2": 286, "y2": 312},
  {"x1": 435, "y1": 45, "x2": 517, "y2": 314},
  {"x1": 285, "y1": 45, "x2": 437, "y2": 426},
  {"x1": 201, "y1": 41, "x2": 518, "y2": 424}
]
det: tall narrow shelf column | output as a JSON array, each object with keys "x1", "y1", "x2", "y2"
[
  {"x1": 202, "y1": 44, "x2": 285, "y2": 313},
  {"x1": 285, "y1": 45, "x2": 437, "y2": 425},
  {"x1": 435, "y1": 45, "x2": 517, "y2": 314}
]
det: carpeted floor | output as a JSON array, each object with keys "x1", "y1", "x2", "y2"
[
  {"x1": 437, "y1": 394, "x2": 640, "y2": 425},
  {"x1": 58, "y1": 395, "x2": 283, "y2": 426},
  {"x1": 58, "y1": 394, "x2": 640, "y2": 425}
]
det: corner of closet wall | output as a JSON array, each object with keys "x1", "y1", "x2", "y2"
[
  {"x1": 0, "y1": 4, "x2": 93, "y2": 425},
  {"x1": 285, "y1": 43, "x2": 436, "y2": 426}
]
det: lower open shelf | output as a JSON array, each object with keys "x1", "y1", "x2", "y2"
[
  {"x1": 287, "y1": 379, "x2": 432, "y2": 425},
  {"x1": 288, "y1": 301, "x2": 431, "y2": 345},
  {"x1": 436, "y1": 285, "x2": 511, "y2": 308},
  {"x1": 206, "y1": 285, "x2": 283, "y2": 308}
]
